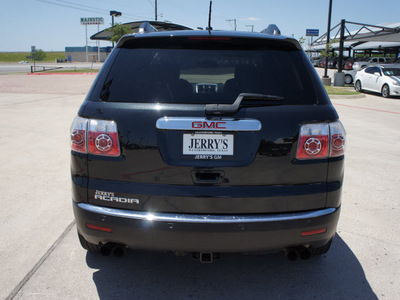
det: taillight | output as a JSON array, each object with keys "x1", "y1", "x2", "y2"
[
  {"x1": 70, "y1": 116, "x2": 120, "y2": 157},
  {"x1": 296, "y1": 123, "x2": 329, "y2": 159},
  {"x1": 329, "y1": 121, "x2": 346, "y2": 157},
  {"x1": 70, "y1": 116, "x2": 88, "y2": 154},
  {"x1": 296, "y1": 121, "x2": 346, "y2": 160},
  {"x1": 88, "y1": 119, "x2": 120, "y2": 157}
]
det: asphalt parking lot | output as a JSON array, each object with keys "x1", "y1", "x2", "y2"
[{"x1": 1, "y1": 71, "x2": 400, "y2": 300}]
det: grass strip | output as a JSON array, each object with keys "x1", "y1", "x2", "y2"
[
  {"x1": 325, "y1": 85, "x2": 360, "y2": 95},
  {"x1": 0, "y1": 52, "x2": 65, "y2": 63}
]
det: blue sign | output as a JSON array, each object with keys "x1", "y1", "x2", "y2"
[{"x1": 306, "y1": 29, "x2": 319, "y2": 37}]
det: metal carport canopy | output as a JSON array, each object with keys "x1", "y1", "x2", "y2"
[
  {"x1": 91, "y1": 21, "x2": 193, "y2": 41},
  {"x1": 353, "y1": 41, "x2": 400, "y2": 50},
  {"x1": 349, "y1": 32, "x2": 400, "y2": 42},
  {"x1": 343, "y1": 22, "x2": 400, "y2": 42},
  {"x1": 310, "y1": 22, "x2": 400, "y2": 49},
  {"x1": 310, "y1": 41, "x2": 359, "y2": 51}
]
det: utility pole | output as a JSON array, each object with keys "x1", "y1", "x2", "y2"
[
  {"x1": 245, "y1": 25, "x2": 254, "y2": 32},
  {"x1": 226, "y1": 19, "x2": 237, "y2": 31}
]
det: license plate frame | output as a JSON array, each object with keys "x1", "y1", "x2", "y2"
[{"x1": 182, "y1": 132, "x2": 234, "y2": 158}]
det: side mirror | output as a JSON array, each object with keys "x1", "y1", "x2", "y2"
[{"x1": 374, "y1": 72, "x2": 381, "y2": 77}]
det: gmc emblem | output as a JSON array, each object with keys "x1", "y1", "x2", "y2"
[{"x1": 192, "y1": 121, "x2": 227, "y2": 129}]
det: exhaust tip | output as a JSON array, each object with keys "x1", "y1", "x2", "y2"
[
  {"x1": 298, "y1": 246, "x2": 312, "y2": 260},
  {"x1": 113, "y1": 244, "x2": 126, "y2": 257},
  {"x1": 194, "y1": 252, "x2": 219, "y2": 263},
  {"x1": 200, "y1": 252, "x2": 213, "y2": 263},
  {"x1": 100, "y1": 244, "x2": 113, "y2": 256},
  {"x1": 284, "y1": 248, "x2": 299, "y2": 261}
]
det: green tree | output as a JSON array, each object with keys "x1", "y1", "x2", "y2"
[
  {"x1": 33, "y1": 49, "x2": 46, "y2": 61},
  {"x1": 108, "y1": 23, "x2": 134, "y2": 43},
  {"x1": 298, "y1": 36, "x2": 306, "y2": 48},
  {"x1": 320, "y1": 39, "x2": 339, "y2": 58}
]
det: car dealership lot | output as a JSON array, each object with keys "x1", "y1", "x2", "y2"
[{"x1": 0, "y1": 73, "x2": 399, "y2": 299}]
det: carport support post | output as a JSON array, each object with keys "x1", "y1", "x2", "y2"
[
  {"x1": 334, "y1": 19, "x2": 345, "y2": 86},
  {"x1": 322, "y1": 0, "x2": 333, "y2": 86},
  {"x1": 337, "y1": 19, "x2": 345, "y2": 73}
]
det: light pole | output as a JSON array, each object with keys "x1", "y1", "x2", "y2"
[
  {"x1": 155, "y1": 0, "x2": 157, "y2": 21},
  {"x1": 110, "y1": 10, "x2": 122, "y2": 47},
  {"x1": 323, "y1": 0, "x2": 333, "y2": 82}
]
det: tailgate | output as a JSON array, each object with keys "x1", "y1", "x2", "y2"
[{"x1": 82, "y1": 102, "x2": 338, "y2": 214}]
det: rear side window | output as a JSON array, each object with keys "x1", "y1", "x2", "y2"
[
  {"x1": 99, "y1": 44, "x2": 317, "y2": 105},
  {"x1": 365, "y1": 67, "x2": 375, "y2": 74}
]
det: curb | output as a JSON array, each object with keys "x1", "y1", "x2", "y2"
[
  {"x1": 329, "y1": 94, "x2": 366, "y2": 99},
  {"x1": 28, "y1": 72, "x2": 98, "y2": 75}
]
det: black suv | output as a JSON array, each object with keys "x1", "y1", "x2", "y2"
[{"x1": 71, "y1": 26, "x2": 346, "y2": 261}]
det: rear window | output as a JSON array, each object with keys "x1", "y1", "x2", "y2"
[{"x1": 99, "y1": 42, "x2": 317, "y2": 105}]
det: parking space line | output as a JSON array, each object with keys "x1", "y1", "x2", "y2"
[{"x1": 6, "y1": 221, "x2": 76, "y2": 300}]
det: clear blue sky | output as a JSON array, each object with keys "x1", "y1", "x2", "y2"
[{"x1": 1, "y1": 0, "x2": 399, "y2": 51}]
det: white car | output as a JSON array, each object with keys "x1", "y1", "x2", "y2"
[
  {"x1": 352, "y1": 57, "x2": 392, "y2": 71},
  {"x1": 354, "y1": 65, "x2": 400, "y2": 98}
]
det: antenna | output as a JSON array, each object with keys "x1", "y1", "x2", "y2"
[{"x1": 207, "y1": 1, "x2": 213, "y2": 31}]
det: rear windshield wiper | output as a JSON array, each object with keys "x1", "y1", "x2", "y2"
[{"x1": 205, "y1": 93, "x2": 284, "y2": 115}]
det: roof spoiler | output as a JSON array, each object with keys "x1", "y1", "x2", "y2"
[
  {"x1": 138, "y1": 22, "x2": 158, "y2": 34},
  {"x1": 261, "y1": 24, "x2": 281, "y2": 35}
]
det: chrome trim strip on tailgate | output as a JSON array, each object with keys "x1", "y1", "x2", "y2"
[
  {"x1": 156, "y1": 117, "x2": 262, "y2": 131},
  {"x1": 77, "y1": 202, "x2": 336, "y2": 224}
]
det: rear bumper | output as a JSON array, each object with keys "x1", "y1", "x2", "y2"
[
  {"x1": 389, "y1": 84, "x2": 400, "y2": 96},
  {"x1": 74, "y1": 201, "x2": 340, "y2": 253}
]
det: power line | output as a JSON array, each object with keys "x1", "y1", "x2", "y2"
[
  {"x1": 146, "y1": 0, "x2": 155, "y2": 8},
  {"x1": 37, "y1": 0, "x2": 106, "y2": 14},
  {"x1": 37, "y1": 0, "x2": 152, "y2": 20},
  {"x1": 55, "y1": 0, "x2": 106, "y2": 13},
  {"x1": 85, "y1": 0, "x2": 153, "y2": 14}
]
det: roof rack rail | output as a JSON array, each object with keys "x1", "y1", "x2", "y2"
[{"x1": 138, "y1": 22, "x2": 158, "y2": 34}]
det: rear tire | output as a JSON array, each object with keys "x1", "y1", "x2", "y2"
[
  {"x1": 78, "y1": 232, "x2": 101, "y2": 253},
  {"x1": 344, "y1": 74, "x2": 353, "y2": 84},
  {"x1": 381, "y1": 84, "x2": 390, "y2": 98},
  {"x1": 355, "y1": 80, "x2": 362, "y2": 92}
]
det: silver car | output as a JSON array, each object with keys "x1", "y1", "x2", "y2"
[
  {"x1": 352, "y1": 57, "x2": 392, "y2": 71},
  {"x1": 354, "y1": 65, "x2": 400, "y2": 98}
]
